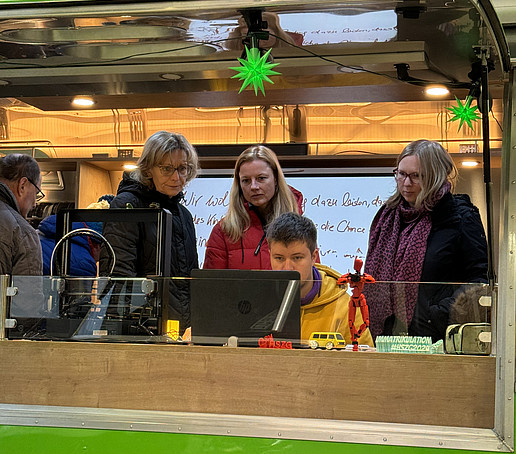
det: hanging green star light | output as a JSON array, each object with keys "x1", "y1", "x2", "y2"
[
  {"x1": 229, "y1": 46, "x2": 281, "y2": 96},
  {"x1": 446, "y1": 95, "x2": 480, "y2": 131}
]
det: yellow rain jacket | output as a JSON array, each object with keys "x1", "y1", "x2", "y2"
[{"x1": 301, "y1": 263, "x2": 374, "y2": 347}]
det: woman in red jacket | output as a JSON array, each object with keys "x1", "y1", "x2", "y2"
[{"x1": 204, "y1": 145, "x2": 302, "y2": 270}]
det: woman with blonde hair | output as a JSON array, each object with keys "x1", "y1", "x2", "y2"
[
  {"x1": 100, "y1": 131, "x2": 199, "y2": 333},
  {"x1": 204, "y1": 145, "x2": 302, "y2": 269},
  {"x1": 364, "y1": 139, "x2": 488, "y2": 342}
]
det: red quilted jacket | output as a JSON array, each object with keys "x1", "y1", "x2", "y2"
[{"x1": 203, "y1": 186, "x2": 304, "y2": 270}]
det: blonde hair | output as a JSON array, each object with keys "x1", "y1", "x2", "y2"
[
  {"x1": 221, "y1": 145, "x2": 299, "y2": 242},
  {"x1": 387, "y1": 139, "x2": 457, "y2": 210},
  {"x1": 132, "y1": 131, "x2": 199, "y2": 189}
]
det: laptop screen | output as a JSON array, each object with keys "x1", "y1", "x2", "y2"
[{"x1": 190, "y1": 269, "x2": 301, "y2": 346}]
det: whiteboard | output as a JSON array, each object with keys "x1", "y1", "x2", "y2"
[{"x1": 183, "y1": 174, "x2": 395, "y2": 272}]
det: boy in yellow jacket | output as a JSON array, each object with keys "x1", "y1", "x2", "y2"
[{"x1": 267, "y1": 212, "x2": 374, "y2": 347}]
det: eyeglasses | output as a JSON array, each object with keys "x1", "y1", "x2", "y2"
[
  {"x1": 26, "y1": 177, "x2": 45, "y2": 202},
  {"x1": 393, "y1": 168, "x2": 421, "y2": 185},
  {"x1": 157, "y1": 164, "x2": 189, "y2": 178}
]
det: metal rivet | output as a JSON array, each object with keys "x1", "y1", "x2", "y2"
[
  {"x1": 509, "y1": 359, "x2": 513, "y2": 363},
  {"x1": 330, "y1": 435, "x2": 334, "y2": 440},
  {"x1": 130, "y1": 424, "x2": 133, "y2": 429},
  {"x1": 178, "y1": 426, "x2": 182, "y2": 431},
  {"x1": 508, "y1": 396, "x2": 512, "y2": 400},
  {"x1": 81, "y1": 422, "x2": 85, "y2": 426},
  {"x1": 35, "y1": 420, "x2": 39, "y2": 424},
  {"x1": 383, "y1": 437, "x2": 388, "y2": 442},
  {"x1": 278, "y1": 432, "x2": 282, "y2": 436},
  {"x1": 439, "y1": 441, "x2": 444, "y2": 446},
  {"x1": 227, "y1": 430, "x2": 231, "y2": 434}
]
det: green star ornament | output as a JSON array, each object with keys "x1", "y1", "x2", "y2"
[
  {"x1": 229, "y1": 46, "x2": 281, "y2": 96},
  {"x1": 446, "y1": 95, "x2": 480, "y2": 131}
]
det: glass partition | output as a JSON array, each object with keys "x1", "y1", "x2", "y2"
[
  {"x1": 8, "y1": 276, "x2": 172, "y2": 342},
  {"x1": 3, "y1": 274, "x2": 493, "y2": 355}
]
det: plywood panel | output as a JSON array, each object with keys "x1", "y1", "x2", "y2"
[
  {"x1": 78, "y1": 162, "x2": 115, "y2": 208},
  {"x1": 0, "y1": 341, "x2": 494, "y2": 428},
  {"x1": 109, "y1": 170, "x2": 123, "y2": 193}
]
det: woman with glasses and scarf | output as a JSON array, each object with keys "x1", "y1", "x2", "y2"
[
  {"x1": 203, "y1": 145, "x2": 303, "y2": 270},
  {"x1": 100, "y1": 131, "x2": 199, "y2": 334},
  {"x1": 364, "y1": 140, "x2": 488, "y2": 342}
]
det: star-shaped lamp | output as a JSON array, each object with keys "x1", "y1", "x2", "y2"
[
  {"x1": 229, "y1": 46, "x2": 281, "y2": 96},
  {"x1": 446, "y1": 95, "x2": 480, "y2": 131}
]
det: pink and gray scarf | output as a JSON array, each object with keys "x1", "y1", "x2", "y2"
[{"x1": 364, "y1": 182, "x2": 451, "y2": 338}]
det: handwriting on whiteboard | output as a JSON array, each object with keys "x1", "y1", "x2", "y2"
[{"x1": 184, "y1": 175, "x2": 395, "y2": 271}]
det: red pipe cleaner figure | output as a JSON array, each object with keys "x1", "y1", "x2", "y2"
[{"x1": 337, "y1": 257, "x2": 375, "y2": 351}]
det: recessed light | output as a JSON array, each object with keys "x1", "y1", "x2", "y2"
[
  {"x1": 72, "y1": 96, "x2": 95, "y2": 107},
  {"x1": 461, "y1": 160, "x2": 480, "y2": 167},
  {"x1": 123, "y1": 164, "x2": 138, "y2": 171},
  {"x1": 425, "y1": 85, "x2": 449, "y2": 96},
  {"x1": 160, "y1": 73, "x2": 183, "y2": 81},
  {"x1": 336, "y1": 66, "x2": 362, "y2": 74}
]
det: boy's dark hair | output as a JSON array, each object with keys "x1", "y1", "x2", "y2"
[
  {"x1": 0, "y1": 154, "x2": 40, "y2": 183},
  {"x1": 267, "y1": 212, "x2": 317, "y2": 253}
]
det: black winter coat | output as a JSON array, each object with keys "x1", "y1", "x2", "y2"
[
  {"x1": 407, "y1": 192, "x2": 488, "y2": 341},
  {"x1": 100, "y1": 173, "x2": 198, "y2": 331}
]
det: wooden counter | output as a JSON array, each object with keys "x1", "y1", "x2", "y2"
[{"x1": 0, "y1": 341, "x2": 495, "y2": 428}]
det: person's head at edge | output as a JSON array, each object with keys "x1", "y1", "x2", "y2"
[
  {"x1": 267, "y1": 212, "x2": 318, "y2": 299},
  {"x1": 132, "y1": 131, "x2": 199, "y2": 198},
  {"x1": 223, "y1": 145, "x2": 298, "y2": 241},
  {"x1": 388, "y1": 139, "x2": 457, "y2": 210},
  {"x1": 0, "y1": 153, "x2": 42, "y2": 218}
]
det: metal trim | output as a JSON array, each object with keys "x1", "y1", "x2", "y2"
[
  {"x1": 0, "y1": 1, "x2": 371, "y2": 19},
  {"x1": 493, "y1": 67, "x2": 516, "y2": 453},
  {"x1": 0, "y1": 403, "x2": 508, "y2": 452},
  {"x1": 474, "y1": 0, "x2": 511, "y2": 73},
  {"x1": 0, "y1": 275, "x2": 9, "y2": 341}
]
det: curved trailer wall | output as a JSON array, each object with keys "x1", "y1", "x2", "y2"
[{"x1": 0, "y1": 0, "x2": 515, "y2": 453}]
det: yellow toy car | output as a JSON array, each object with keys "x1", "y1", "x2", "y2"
[{"x1": 309, "y1": 332, "x2": 346, "y2": 350}]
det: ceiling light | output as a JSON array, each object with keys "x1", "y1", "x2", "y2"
[
  {"x1": 425, "y1": 85, "x2": 449, "y2": 96},
  {"x1": 72, "y1": 96, "x2": 95, "y2": 107},
  {"x1": 160, "y1": 73, "x2": 183, "y2": 81},
  {"x1": 461, "y1": 160, "x2": 480, "y2": 167},
  {"x1": 336, "y1": 66, "x2": 363, "y2": 74},
  {"x1": 123, "y1": 164, "x2": 138, "y2": 171}
]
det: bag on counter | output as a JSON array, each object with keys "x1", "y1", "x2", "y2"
[{"x1": 445, "y1": 322, "x2": 491, "y2": 355}]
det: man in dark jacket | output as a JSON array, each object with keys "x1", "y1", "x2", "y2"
[{"x1": 0, "y1": 154, "x2": 43, "y2": 275}]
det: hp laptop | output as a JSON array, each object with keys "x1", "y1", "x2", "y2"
[{"x1": 190, "y1": 269, "x2": 301, "y2": 346}]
